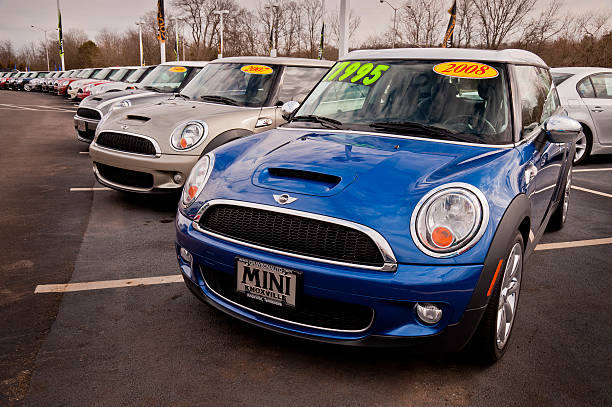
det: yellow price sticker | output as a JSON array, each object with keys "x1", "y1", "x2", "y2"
[
  {"x1": 433, "y1": 61, "x2": 498, "y2": 79},
  {"x1": 169, "y1": 66, "x2": 187, "y2": 73},
  {"x1": 241, "y1": 65, "x2": 273, "y2": 75}
]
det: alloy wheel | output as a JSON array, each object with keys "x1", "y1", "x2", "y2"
[
  {"x1": 574, "y1": 133, "x2": 587, "y2": 164},
  {"x1": 496, "y1": 242, "x2": 522, "y2": 350}
]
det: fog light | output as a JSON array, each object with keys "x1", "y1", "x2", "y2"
[
  {"x1": 415, "y1": 303, "x2": 442, "y2": 325},
  {"x1": 179, "y1": 247, "x2": 192, "y2": 263},
  {"x1": 173, "y1": 173, "x2": 184, "y2": 184}
]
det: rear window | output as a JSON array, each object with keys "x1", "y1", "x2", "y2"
[{"x1": 552, "y1": 72, "x2": 572, "y2": 86}]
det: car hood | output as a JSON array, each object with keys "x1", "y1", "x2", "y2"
[
  {"x1": 185, "y1": 128, "x2": 522, "y2": 265},
  {"x1": 99, "y1": 99, "x2": 260, "y2": 154}
]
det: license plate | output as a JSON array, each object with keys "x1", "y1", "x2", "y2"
[
  {"x1": 235, "y1": 258, "x2": 301, "y2": 308},
  {"x1": 77, "y1": 120, "x2": 86, "y2": 132}
]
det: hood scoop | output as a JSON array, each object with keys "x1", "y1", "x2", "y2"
[
  {"x1": 125, "y1": 114, "x2": 151, "y2": 122},
  {"x1": 253, "y1": 166, "x2": 352, "y2": 196}
]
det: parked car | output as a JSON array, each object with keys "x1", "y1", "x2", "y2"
[
  {"x1": 57, "y1": 68, "x2": 100, "y2": 96},
  {"x1": 23, "y1": 71, "x2": 50, "y2": 91},
  {"x1": 41, "y1": 71, "x2": 64, "y2": 91},
  {"x1": 89, "y1": 65, "x2": 156, "y2": 96},
  {"x1": 77, "y1": 66, "x2": 141, "y2": 100},
  {"x1": 52, "y1": 70, "x2": 79, "y2": 93},
  {"x1": 174, "y1": 48, "x2": 580, "y2": 363},
  {"x1": 89, "y1": 56, "x2": 333, "y2": 193},
  {"x1": 74, "y1": 61, "x2": 207, "y2": 143},
  {"x1": 11, "y1": 72, "x2": 35, "y2": 90},
  {"x1": 31, "y1": 71, "x2": 62, "y2": 91},
  {"x1": 551, "y1": 67, "x2": 612, "y2": 164},
  {"x1": 0, "y1": 71, "x2": 20, "y2": 89},
  {"x1": 67, "y1": 67, "x2": 120, "y2": 100}
]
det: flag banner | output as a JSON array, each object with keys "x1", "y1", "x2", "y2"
[
  {"x1": 268, "y1": 24, "x2": 274, "y2": 51},
  {"x1": 318, "y1": 22, "x2": 325, "y2": 60},
  {"x1": 157, "y1": 0, "x2": 166, "y2": 42},
  {"x1": 442, "y1": 0, "x2": 456, "y2": 48},
  {"x1": 57, "y1": 0, "x2": 64, "y2": 56}
]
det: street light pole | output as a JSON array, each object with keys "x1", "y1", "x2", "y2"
[
  {"x1": 379, "y1": 0, "x2": 399, "y2": 48},
  {"x1": 174, "y1": 18, "x2": 180, "y2": 61},
  {"x1": 31, "y1": 25, "x2": 52, "y2": 71},
  {"x1": 136, "y1": 22, "x2": 144, "y2": 66},
  {"x1": 213, "y1": 10, "x2": 229, "y2": 59}
]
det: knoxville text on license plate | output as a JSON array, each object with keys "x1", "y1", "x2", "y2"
[{"x1": 235, "y1": 258, "x2": 300, "y2": 308}]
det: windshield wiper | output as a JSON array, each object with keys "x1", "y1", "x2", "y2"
[
  {"x1": 369, "y1": 121, "x2": 473, "y2": 142},
  {"x1": 143, "y1": 85, "x2": 163, "y2": 92},
  {"x1": 290, "y1": 115, "x2": 343, "y2": 129},
  {"x1": 200, "y1": 95, "x2": 239, "y2": 106},
  {"x1": 172, "y1": 93, "x2": 190, "y2": 100}
]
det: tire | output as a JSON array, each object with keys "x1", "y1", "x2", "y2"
[
  {"x1": 468, "y1": 233, "x2": 524, "y2": 364},
  {"x1": 547, "y1": 168, "x2": 572, "y2": 231},
  {"x1": 573, "y1": 126, "x2": 592, "y2": 166}
]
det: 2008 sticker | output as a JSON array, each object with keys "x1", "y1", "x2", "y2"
[
  {"x1": 241, "y1": 65, "x2": 273, "y2": 75},
  {"x1": 169, "y1": 66, "x2": 187, "y2": 73},
  {"x1": 433, "y1": 61, "x2": 498, "y2": 79}
]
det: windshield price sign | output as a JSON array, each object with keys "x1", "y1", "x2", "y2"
[
  {"x1": 433, "y1": 61, "x2": 499, "y2": 79},
  {"x1": 325, "y1": 61, "x2": 390, "y2": 86},
  {"x1": 241, "y1": 65, "x2": 273, "y2": 75}
]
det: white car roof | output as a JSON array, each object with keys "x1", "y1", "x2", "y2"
[
  {"x1": 344, "y1": 47, "x2": 548, "y2": 68},
  {"x1": 551, "y1": 67, "x2": 612, "y2": 75},
  {"x1": 160, "y1": 61, "x2": 208, "y2": 68}
]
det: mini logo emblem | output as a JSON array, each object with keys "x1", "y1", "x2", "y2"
[
  {"x1": 273, "y1": 194, "x2": 297, "y2": 205},
  {"x1": 121, "y1": 124, "x2": 129, "y2": 130}
]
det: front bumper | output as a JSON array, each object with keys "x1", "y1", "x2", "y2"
[
  {"x1": 73, "y1": 115, "x2": 99, "y2": 143},
  {"x1": 89, "y1": 142, "x2": 199, "y2": 192},
  {"x1": 175, "y1": 211, "x2": 486, "y2": 350}
]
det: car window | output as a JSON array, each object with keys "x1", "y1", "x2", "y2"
[
  {"x1": 181, "y1": 63, "x2": 280, "y2": 108},
  {"x1": 576, "y1": 77, "x2": 596, "y2": 98},
  {"x1": 291, "y1": 59, "x2": 513, "y2": 144},
  {"x1": 125, "y1": 67, "x2": 151, "y2": 83},
  {"x1": 276, "y1": 66, "x2": 330, "y2": 104},
  {"x1": 92, "y1": 68, "x2": 111, "y2": 80},
  {"x1": 138, "y1": 65, "x2": 193, "y2": 92},
  {"x1": 515, "y1": 65, "x2": 550, "y2": 133},
  {"x1": 590, "y1": 73, "x2": 612, "y2": 99},
  {"x1": 552, "y1": 72, "x2": 572, "y2": 86}
]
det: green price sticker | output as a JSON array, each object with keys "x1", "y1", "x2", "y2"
[{"x1": 325, "y1": 61, "x2": 389, "y2": 86}]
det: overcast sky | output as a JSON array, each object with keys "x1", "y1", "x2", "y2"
[{"x1": 1, "y1": 0, "x2": 611, "y2": 50}]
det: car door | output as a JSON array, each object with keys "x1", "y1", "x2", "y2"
[
  {"x1": 515, "y1": 65, "x2": 566, "y2": 230},
  {"x1": 579, "y1": 73, "x2": 612, "y2": 145}
]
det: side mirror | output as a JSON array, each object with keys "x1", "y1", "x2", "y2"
[
  {"x1": 280, "y1": 101, "x2": 300, "y2": 120},
  {"x1": 544, "y1": 115, "x2": 582, "y2": 144}
]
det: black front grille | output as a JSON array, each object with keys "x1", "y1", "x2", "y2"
[
  {"x1": 95, "y1": 163, "x2": 153, "y2": 189},
  {"x1": 200, "y1": 266, "x2": 374, "y2": 331},
  {"x1": 76, "y1": 108, "x2": 101, "y2": 120},
  {"x1": 96, "y1": 132, "x2": 156, "y2": 156},
  {"x1": 199, "y1": 205, "x2": 385, "y2": 267}
]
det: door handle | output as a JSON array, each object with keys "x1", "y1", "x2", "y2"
[{"x1": 591, "y1": 106, "x2": 604, "y2": 113}]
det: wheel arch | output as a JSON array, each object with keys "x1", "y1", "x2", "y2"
[{"x1": 202, "y1": 128, "x2": 254, "y2": 155}]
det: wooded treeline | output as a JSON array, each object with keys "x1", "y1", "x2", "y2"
[{"x1": 1, "y1": 0, "x2": 610, "y2": 71}]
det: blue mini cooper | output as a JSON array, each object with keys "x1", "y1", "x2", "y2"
[{"x1": 175, "y1": 48, "x2": 581, "y2": 362}]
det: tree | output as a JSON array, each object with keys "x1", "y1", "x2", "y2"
[
  {"x1": 472, "y1": 0, "x2": 537, "y2": 49},
  {"x1": 77, "y1": 40, "x2": 100, "y2": 67},
  {"x1": 398, "y1": 0, "x2": 446, "y2": 47}
]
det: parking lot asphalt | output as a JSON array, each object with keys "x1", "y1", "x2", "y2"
[{"x1": 1, "y1": 90, "x2": 611, "y2": 406}]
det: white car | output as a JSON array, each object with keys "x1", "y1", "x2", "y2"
[
  {"x1": 552, "y1": 67, "x2": 612, "y2": 164},
  {"x1": 89, "y1": 66, "x2": 155, "y2": 96}
]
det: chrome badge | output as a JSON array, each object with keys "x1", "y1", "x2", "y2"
[
  {"x1": 121, "y1": 124, "x2": 129, "y2": 130},
  {"x1": 273, "y1": 194, "x2": 298, "y2": 205}
]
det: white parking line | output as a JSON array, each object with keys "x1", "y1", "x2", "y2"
[
  {"x1": 572, "y1": 185, "x2": 612, "y2": 198},
  {"x1": 32, "y1": 237, "x2": 612, "y2": 294},
  {"x1": 535, "y1": 237, "x2": 612, "y2": 251},
  {"x1": 35, "y1": 275, "x2": 184, "y2": 293},
  {"x1": 573, "y1": 168, "x2": 612, "y2": 173},
  {"x1": 78, "y1": 151, "x2": 89, "y2": 155},
  {"x1": 69, "y1": 187, "x2": 111, "y2": 192}
]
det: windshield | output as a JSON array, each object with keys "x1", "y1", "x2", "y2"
[
  {"x1": 289, "y1": 60, "x2": 512, "y2": 144},
  {"x1": 181, "y1": 63, "x2": 278, "y2": 107},
  {"x1": 79, "y1": 69, "x2": 94, "y2": 78},
  {"x1": 92, "y1": 68, "x2": 111, "y2": 80},
  {"x1": 138, "y1": 65, "x2": 192, "y2": 92},
  {"x1": 552, "y1": 72, "x2": 573, "y2": 86},
  {"x1": 125, "y1": 67, "x2": 150, "y2": 83},
  {"x1": 110, "y1": 68, "x2": 130, "y2": 82}
]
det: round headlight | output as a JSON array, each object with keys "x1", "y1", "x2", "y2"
[
  {"x1": 110, "y1": 99, "x2": 132, "y2": 111},
  {"x1": 182, "y1": 153, "x2": 214, "y2": 206},
  {"x1": 170, "y1": 121, "x2": 208, "y2": 151},
  {"x1": 411, "y1": 183, "x2": 489, "y2": 257}
]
